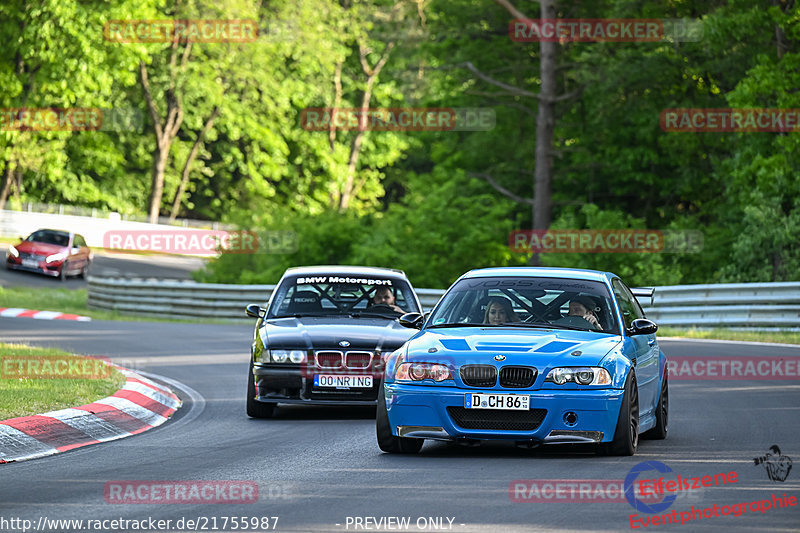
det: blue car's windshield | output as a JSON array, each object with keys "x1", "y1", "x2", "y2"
[
  {"x1": 268, "y1": 274, "x2": 420, "y2": 319},
  {"x1": 428, "y1": 276, "x2": 619, "y2": 334}
]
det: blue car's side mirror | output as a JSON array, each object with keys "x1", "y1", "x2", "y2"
[{"x1": 630, "y1": 318, "x2": 658, "y2": 336}]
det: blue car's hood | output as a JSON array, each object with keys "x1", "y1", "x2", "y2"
[{"x1": 405, "y1": 327, "x2": 621, "y2": 367}]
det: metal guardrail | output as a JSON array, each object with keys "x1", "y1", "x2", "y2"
[
  {"x1": 87, "y1": 277, "x2": 446, "y2": 320},
  {"x1": 87, "y1": 277, "x2": 800, "y2": 328},
  {"x1": 642, "y1": 282, "x2": 800, "y2": 328}
]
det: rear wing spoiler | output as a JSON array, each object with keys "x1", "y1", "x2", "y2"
[{"x1": 631, "y1": 287, "x2": 655, "y2": 306}]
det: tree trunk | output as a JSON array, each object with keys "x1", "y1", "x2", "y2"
[
  {"x1": 0, "y1": 163, "x2": 15, "y2": 210},
  {"x1": 169, "y1": 106, "x2": 220, "y2": 222},
  {"x1": 774, "y1": 0, "x2": 790, "y2": 59},
  {"x1": 338, "y1": 42, "x2": 394, "y2": 211},
  {"x1": 2, "y1": 18, "x2": 39, "y2": 213},
  {"x1": 530, "y1": 0, "x2": 557, "y2": 265},
  {"x1": 140, "y1": 39, "x2": 189, "y2": 223},
  {"x1": 12, "y1": 168, "x2": 22, "y2": 202},
  {"x1": 772, "y1": 250, "x2": 784, "y2": 281},
  {"x1": 492, "y1": 0, "x2": 559, "y2": 266},
  {"x1": 149, "y1": 143, "x2": 170, "y2": 223}
]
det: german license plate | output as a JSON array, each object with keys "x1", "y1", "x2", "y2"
[
  {"x1": 465, "y1": 393, "x2": 529, "y2": 410},
  {"x1": 314, "y1": 374, "x2": 373, "y2": 388},
  {"x1": 21, "y1": 259, "x2": 39, "y2": 268}
]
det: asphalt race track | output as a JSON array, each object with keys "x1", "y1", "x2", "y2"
[{"x1": 1, "y1": 317, "x2": 799, "y2": 533}]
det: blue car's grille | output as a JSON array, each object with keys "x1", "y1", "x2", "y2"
[
  {"x1": 460, "y1": 365, "x2": 497, "y2": 387},
  {"x1": 447, "y1": 407, "x2": 547, "y2": 431},
  {"x1": 499, "y1": 366, "x2": 537, "y2": 388}
]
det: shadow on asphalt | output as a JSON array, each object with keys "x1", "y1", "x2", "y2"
[
  {"x1": 249, "y1": 405, "x2": 618, "y2": 457},
  {"x1": 251, "y1": 404, "x2": 377, "y2": 421},
  {"x1": 418, "y1": 440, "x2": 601, "y2": 458}
]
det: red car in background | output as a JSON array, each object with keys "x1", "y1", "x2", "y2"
[{"x1": 6, "y1": 229, "x2": 92, "y2": 281}]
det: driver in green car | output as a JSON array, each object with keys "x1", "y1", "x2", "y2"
[{"x1": 568, "y1": 295, "x2": 601, "y2": 329}]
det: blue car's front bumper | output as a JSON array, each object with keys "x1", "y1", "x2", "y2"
[{"x1": 384, "y1": 382, "x2": 624, "y2": 444}]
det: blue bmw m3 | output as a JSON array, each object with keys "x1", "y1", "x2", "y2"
[{"x1": 377, "y1": 267, "x2": 668, "y2": 456}]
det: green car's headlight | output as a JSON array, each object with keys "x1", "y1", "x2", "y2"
[{"x1": 269, "y1": 350, "x2": 305, "y2": 363}]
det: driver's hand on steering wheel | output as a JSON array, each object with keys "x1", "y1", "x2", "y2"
[{"x1": 582, "y1": 312, "x2": 601, "y2": 329}]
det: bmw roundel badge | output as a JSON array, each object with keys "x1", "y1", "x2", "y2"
[
  {"x1": 339, "y1": 340, "x2": 350, "y2": 347},
  {"x1": 494, "y1": 354, "x2": 506, "y2": 361}
]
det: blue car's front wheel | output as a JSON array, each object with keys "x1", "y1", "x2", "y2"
[
  {"x1": 643, "y1": 371, "x2": 668, "y2": 440},
  {"x1": 599, "y1": 371, "x2": 638, "y2": 456},
  {"x1": 376, "y1": 384, "x2": 423, "y2": 454}
]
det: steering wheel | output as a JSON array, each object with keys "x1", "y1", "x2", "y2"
[
  {"x1": 368, "y1": 304, "x2": 400, "y2": 313},
  {"x1": 551, "y1": 315, "x2": 598, "y2": 330}
]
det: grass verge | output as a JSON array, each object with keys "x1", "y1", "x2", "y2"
[
  {"x1": 0, "y1": 286, "x2": 96, "y2": 317},
  {"x1": 0, "y1": 343, "x2": 126, "y2": 420},
  {"x1": 658, "y1": 327, "x2": 800, "y2": 345}
]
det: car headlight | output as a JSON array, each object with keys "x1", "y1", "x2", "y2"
[
  {"x1": 544, "y1": 367, "x2": 611, "y2": 385},
  {"x1": 396, "y1": 362, "x2": 452, "y2": 382},
  {"x1": 7, "y1": 245, "x2": 19, "y2": 257},
  {"x1": 269, "y1": 349, "x2": 305, "y2": 363},
  {"x1": 45, "y1": 252, "x2": 67, "y2": 263},
  {"x1": 270, "y1": 350, "x2": 289, "y2": 362}
]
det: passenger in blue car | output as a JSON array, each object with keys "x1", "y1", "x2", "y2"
[{"x1": 483, "y1": 297, "x2": 519, "y2": 325}]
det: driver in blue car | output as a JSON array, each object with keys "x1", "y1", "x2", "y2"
[{"x1": 568, "y1": 295, "x2": 601, "y2": 329}]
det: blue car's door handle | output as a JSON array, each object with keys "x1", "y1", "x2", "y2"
[{"x1": 647, "y1": 339, "x2": 656, "y2": 346}]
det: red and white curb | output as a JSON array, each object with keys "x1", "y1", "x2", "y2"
[
  {"x1": 0, "y1": 365, "x2": 181, "y2": 463},
  {"x1": 0, "y1": 307, "x2": 91, "y2": 321}
]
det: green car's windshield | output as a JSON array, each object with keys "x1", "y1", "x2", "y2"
[{"x1": 268, "y1": 274, "x2": 421, "y2": 319}]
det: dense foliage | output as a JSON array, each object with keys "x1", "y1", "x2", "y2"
[{"x1": 1, "y1": 0, "x2": 797, "y2": 288}]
